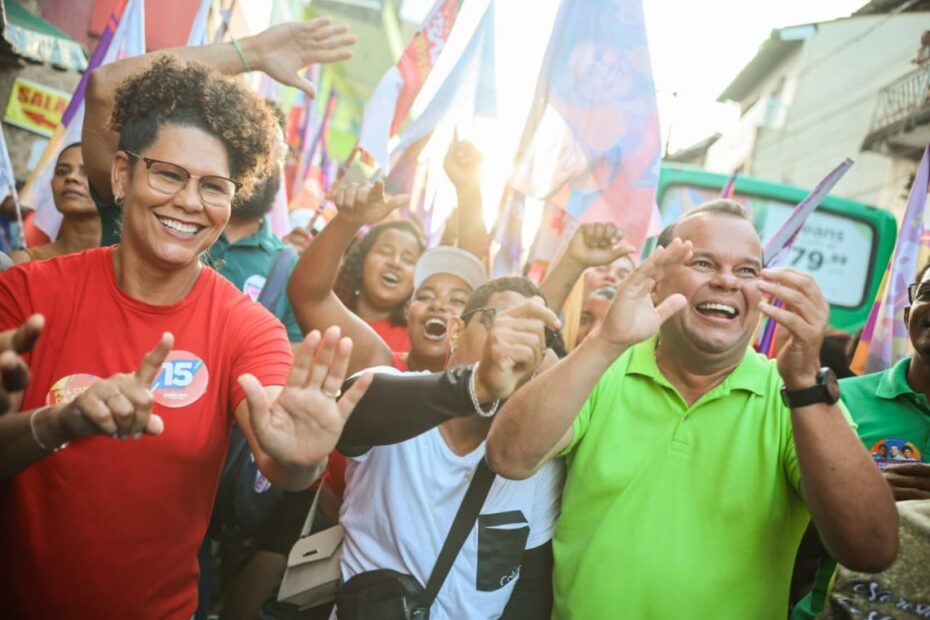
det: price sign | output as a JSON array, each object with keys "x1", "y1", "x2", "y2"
[{"x1": 760, "y1": 204, "x2": 873, "y2": 308}]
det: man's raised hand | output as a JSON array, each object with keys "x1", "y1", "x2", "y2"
[
  {"x1": 594, "y1": 239, "x2": 692, "y2": 349},
  {"x1": 238, "y1": 326, "x2": 373, "y2": 469}
]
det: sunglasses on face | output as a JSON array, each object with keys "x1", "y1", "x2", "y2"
[{"x1": 460, "y1": 306, "x2": 558, "y2": 350}]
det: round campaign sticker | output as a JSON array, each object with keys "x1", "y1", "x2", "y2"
[
  {"x1": 151, "y1": 350, "x2": 210, "y2": 408},
  {"x1": 869, "y1": 438, "x2": 922, "y2": 468},
  {"x1": 243, "y1": 274, "x2": 266, "y2": 302},
  {"x1": 45, "y1": 374, "x2": 101, "y2": 406}
]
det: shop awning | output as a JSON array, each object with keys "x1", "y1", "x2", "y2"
[{"x1": 1, "y1": 0, "x2": 87, "y2": 71}]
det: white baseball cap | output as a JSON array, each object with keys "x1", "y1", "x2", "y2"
[{"x1": 414, "y1": 246, "x2": 488, "y2": 292}]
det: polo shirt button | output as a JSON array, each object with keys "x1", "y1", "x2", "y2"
[{"x1": 682, "y1": 415, "x2": 690, "y2": 422}]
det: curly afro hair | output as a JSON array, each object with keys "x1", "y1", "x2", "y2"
[
  {"x1": 109, "y1": 54, "x2": 280, "y2": 197},
  {"x1": 335, "y1": 220, "x2": 426, "y2": 326}
]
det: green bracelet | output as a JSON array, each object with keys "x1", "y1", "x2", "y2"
[{"x1": 231, "y1": 37, "x2": 252, "y2": 72}]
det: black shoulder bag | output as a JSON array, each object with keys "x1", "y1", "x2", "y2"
[
  {"x1": 208, "y1": 245, "x2": 298, "y2": 541},
  {"x1": 335, "y1": 459, "x2": 496, "y2": 619}
]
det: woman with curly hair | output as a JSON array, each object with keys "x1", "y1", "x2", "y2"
[
  {"x1": 9, "y1": 142, "x2": 100, "y2": 263},
  {"x1": 0, "y1": 20, "x2": 366, "y2": 619},
  {"x1": 333, "y1": 219, "x2": 425, "y2": 352}
]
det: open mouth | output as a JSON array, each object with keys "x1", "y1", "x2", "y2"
[
  {"x1": 380, "y1": 272, "x2": 401, "y2": 286},
  {"x1": 156, "y1": 214, "x2": 204, "y2": 238},
  {"x1": 424, "y1": 317, "x2": 448, "y2": 340},
  {"x1": 695, "y1": 302, "x2": 739, "y2": 320}
]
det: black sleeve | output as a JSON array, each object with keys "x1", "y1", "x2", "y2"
[
  {"x1": 500, "y1": 542, "x2": 553, "y2": 619},
  {"x1": 337, "y1": 365, "x2": 485, "y2": 456}
]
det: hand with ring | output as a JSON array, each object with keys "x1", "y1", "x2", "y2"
[{"x1": 238, "y1": 326, "x2": 373, "y2": 469}]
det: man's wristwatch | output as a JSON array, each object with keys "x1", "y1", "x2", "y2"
[{"x1": 780, "y1": 367, "x2": 841, "y2": 408}]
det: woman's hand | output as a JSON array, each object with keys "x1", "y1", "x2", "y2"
[
  {"x1": 238, "y1": 326, "x2": 373, "y2": 470},
  {"x1": 246, "y1": 17, "x2": 357, "y2": 98},
  {"x1": 57, "y1": 333, "x2": 173, "y2": 440}
]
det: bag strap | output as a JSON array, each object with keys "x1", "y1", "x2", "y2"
[
  {"x1": 298, "y1": 475, "x2": 329, "y2": 538},
  {"x1": 257, "y1": 244, "x2": 297, "y2": 313},
  {"x1": 421, "y1": 458, "x2": 495, "y2": 609}
]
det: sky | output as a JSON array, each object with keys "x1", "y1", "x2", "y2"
[
  {"x1": 642, "y1": 0, "x2": 866, "y2": 153},
  {"x1": 401, "y1": 0, "x2": 868, "y2": 154}
]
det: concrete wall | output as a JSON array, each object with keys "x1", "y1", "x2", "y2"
[{"x1": 747, "y1": 14, "x2": 929, "y2": 216}]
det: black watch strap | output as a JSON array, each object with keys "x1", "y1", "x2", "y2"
[{"x1": 780, "y1": 368, "x2": 840, "y2": 408}]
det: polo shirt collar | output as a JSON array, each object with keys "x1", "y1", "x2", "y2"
[
  {"x1": 628, "y1": 334, "x2": 767, "y2": 397},
  {"x1": 229, "y1": 217, "x2": 278, "y2": 251},
  {"x1": 875, "y1": 356, "x2": 916, "y2": 400}
]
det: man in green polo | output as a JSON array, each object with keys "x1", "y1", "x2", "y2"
[
  {"x1": 792, "y1": 261, "x2": 930, "y2": 619},
  {"x1": 486, "y1": 200, "x2": 899, "y2": 619}
]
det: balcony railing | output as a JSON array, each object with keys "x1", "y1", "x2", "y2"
[{"x1": 863, "y1": 66, "x2": 930, "y2": 151}]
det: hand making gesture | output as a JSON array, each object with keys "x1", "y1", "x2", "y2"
[
  {"x1": 246, "y1": 17, "x2": 357, "y2": 98},
  {"x1": 57, "y1": 332, "x2": 173, "y2": 440},
  {"x1": 0, "y1": 314, "x2": 44, "y2": 414},
  {"x1": 593, "y1": 238, "x2": 692, "y2": 349},
  {"x1": 333, "y1": 180, "x2": 410, "y2": 227},
  {"x1": 474, "y1": 298, "x2": 562, "y2": 401},
  {"x1": 567, "y1": 222, "x2": 636, "y2": 270},
  {"x1": 238, "y1": 326, "x2": 373, "y2": 469},
  {"x1": 443, "y1": 130, "x2": 483, "y2": 188},
  {"x1": 756, "y1": 268, "x2": 830, "y2": 390}
]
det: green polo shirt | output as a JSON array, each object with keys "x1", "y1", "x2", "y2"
[
  {"x1": 791, "y1": 356, "x2": 930, "y2": 620},
  {"x1": 553, "y1": 335, "x2": 821, "y2": 619},
  {"x1": 206, "y1": 219, "x2": 302, "y2": 343},
  {"x1": 93, "y1": 187, "x2": 301, "y2": 342}
]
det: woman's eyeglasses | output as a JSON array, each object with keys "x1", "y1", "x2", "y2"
[{"x1": 125, "y1": 151, "x2": 242, "y2": 207}]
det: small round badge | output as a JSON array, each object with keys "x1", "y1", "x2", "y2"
[
  {"x1": 46, "y1": 374, "x2": 101, "y2": 406},
  {"x1": 151, "y1": 351, "x2": 210, "y2": 408},
  {"x1": 243, "y1": 275, "x2": 266, "y2": 302}
]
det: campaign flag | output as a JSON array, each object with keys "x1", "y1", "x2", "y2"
[
  {"x1": 24, "y1": 0, "x2": 145, "y2": 240},
  {"x1": 752, "y1": 158, "x2": 854, "y2": 356},
  {"x1": 508, "y1": 0, "x2": 661, "y2": 260},
  {"x1": 853, "y1": 144, "x2": 930, "y2": 373},
  {"x1": 186, "y1": 0, "x2": 213, "y2": 47},
  {"x1": 720, "y1": 171, "x2": 738, "y2": 199},
  {"x1": 490, "y1": 190, "x2": 526, "y2": 277},
  {"x1": 357, "y1": 0, "x2": 462, "y2": 171},
  {"x1": 525, "y1": 201, "x2": 577, "y2": 283},
  {"x1": 390, "y1": 3, "x2": 496, "y2": 163}
]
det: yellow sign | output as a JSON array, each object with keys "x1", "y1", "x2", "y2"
[{"x1": 3, "y1": 78, "x2": 69, "y2": 138}]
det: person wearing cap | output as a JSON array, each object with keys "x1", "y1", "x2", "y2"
[
  {"x1": 333, "y1": 274, "x2": 564, "y2": 618},
  {"x1": 288, "y1": 180, "x2": 488, "y2": 375}
]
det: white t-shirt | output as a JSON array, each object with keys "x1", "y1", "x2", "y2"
[{"x1": 339, "y1": 426, "x2": 563, "y2": 620}]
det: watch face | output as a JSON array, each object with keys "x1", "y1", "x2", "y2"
[{"x1": 820, "y1": 368, "x2": 840, "y2": 403}]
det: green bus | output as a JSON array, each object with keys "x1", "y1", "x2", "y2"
[{"x1": 656, "y1": 163, "x2": 897, "y2": 333}]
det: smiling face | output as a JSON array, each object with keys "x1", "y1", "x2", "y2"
[
  {"x1": 52, "y1": 145, "x2": 94, "y2": 215},
  {"x1": 656, "y1": 213, "x2": 763, "y2": 361},
  {"x1": 113, "y1": 124, "x2": 233, "y2": 270},
  {"x1": 406, "y1": 272, "x2": 472, "y2": 366},
  {"x1": 360, "y1": 227, "x2": 420, "y2": 312}
]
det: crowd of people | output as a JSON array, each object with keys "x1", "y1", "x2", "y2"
[{"x1": 0, "y1": 16, "x2": 927, "y2": 620}]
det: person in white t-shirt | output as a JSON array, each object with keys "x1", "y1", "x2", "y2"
[{"x1": 335, "y1": 276, "x2": 565, "y2": 619}]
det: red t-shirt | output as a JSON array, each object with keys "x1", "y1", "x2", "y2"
[
  {"x1": 0, "y1": 247, "x2": 292, "y2": 619},
  {"x1": 369, "y1": 318, "x2": 411, "y2": 353}
]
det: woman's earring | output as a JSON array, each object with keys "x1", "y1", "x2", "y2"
[{"x1": 114, "y1": 196, "x2": 124, "y2": 209}]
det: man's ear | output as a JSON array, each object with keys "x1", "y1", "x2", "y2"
[
  {"x1": 111, "y1": 151, "x2": 131, "y2": 206},
  {"x1": 447, "y1": 316, "x2": 465, "y2": 351},
  {"x1": 904, "y1": 306, "x2": 911, "y2": 326}
]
